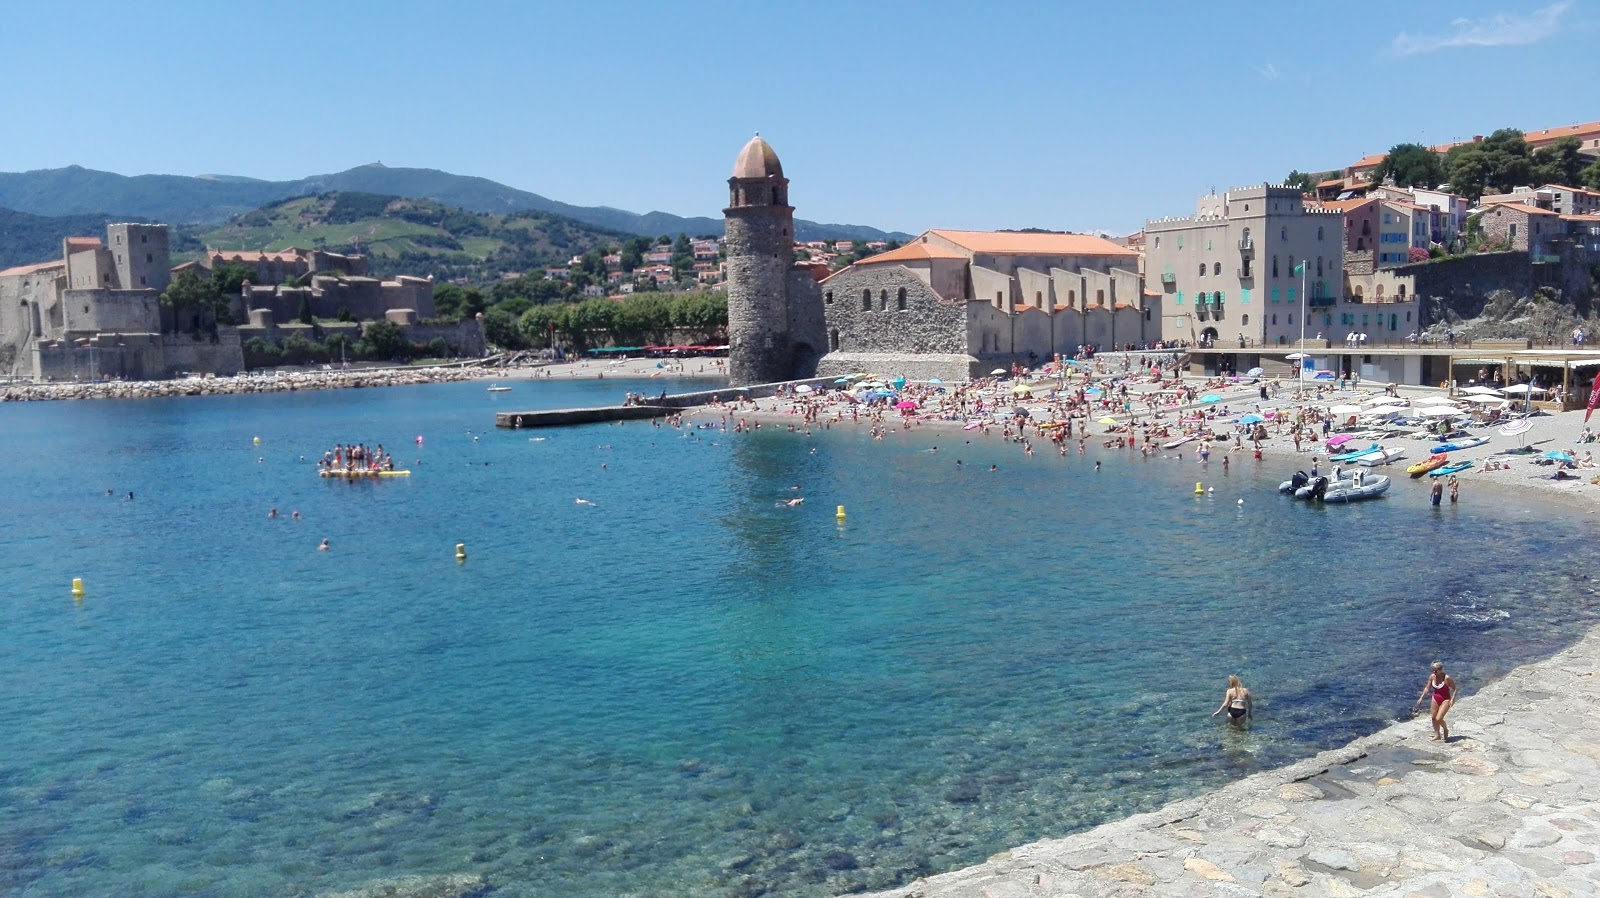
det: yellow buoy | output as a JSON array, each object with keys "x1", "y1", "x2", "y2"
[
  {"x1": 1195, "y1": 482, "x2": 1204, "y2": 495},
  {"x1": 835, "y1": 505, "x2": 846, "y2": 520},
  {"x1": 252, "y1": 436, "x2": 261, "y2": 445},
  {"x1": 455, "y1": 543, "x2": 467, "y2": 562},
  {"x1": 71, "y1": 577, "x2": 84, "y2": 597}
]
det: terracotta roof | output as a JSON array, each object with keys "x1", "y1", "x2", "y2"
[
  {"x1": 0, "y1": 260, "x2": 65, "y2": 278},
  {"x1": 1483, "y1": 201, "x2": 1559, "y2": 216},
  {"x1": 854, "y1": 241, "x2": 967, "y2": 265},
  {"x1": 64, "y1": 237, "x2": 102, "y2": 250},
  {"x1": 1560, "y1": 213, "x2": 1600, "y2": 222},
  {"x1": 732, "y1": 133, "x2": 783, "y2": 179},
  {"x1": 928, "y1": 229, "x2": 1137, "y2": 257},
  {"x1": 1525, "y1": 121, "x2": 1600, "y2": 146},
  {"x1": 1318, "y1": 198, "x2": 1377, "y2": 213},
  {"x1": 1350, "y1": 153, "x2": 1387, "y2": 169},
  {"x1": 1544, "y1": 184, "x2": 1600, "y2": 197},
  {"x1": 170, "y1": 261, "x2": 202, "y2": 271},
  {"x1": 1384, "y1": 200, "x2": 1431, "y2": 212},
  {"x1": 1317, "y1": 178, "x2": 1345, "y2": 188}
]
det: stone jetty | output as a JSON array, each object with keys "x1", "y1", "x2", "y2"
[
  {"x1": 0, "y1": 367, "x2": 481, "y2": 403},
  {"x1": 855, "y1": 630, "x2": 1600, "y2": 898}
]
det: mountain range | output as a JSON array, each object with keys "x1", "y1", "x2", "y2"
[{"x1": 0, "y1": 163, "x2": 909, "y2": 244}]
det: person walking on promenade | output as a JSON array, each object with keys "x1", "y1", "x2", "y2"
[
  {"x1": 1413, "y1": 661, "x2": 1457, "y2": 741},
  {"x1": 1211, "y1": 674, "x2": 1252, "y2": 727}
]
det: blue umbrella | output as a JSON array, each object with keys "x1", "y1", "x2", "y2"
[
  {"x1": 893, "y1": 376, "x2": 906, "y2": 389},
  {"x1": 1545, "y1": 450, "x2": 1575, "y2": 462},
  {"x1": 1200, "y1": 394, "x2": 1222, "y2": 403},
  {"x1": 1239, "y1": 413, "x2": 1264, "y2": 424},
  {"x1": 834, "y1": 377, "x2": 851, "y2": 384},
  {"x1": 928, "y1": 377, "x2": 943, "y2": 385}
]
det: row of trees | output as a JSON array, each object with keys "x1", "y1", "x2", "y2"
[
  {"x1": 479, "y1": 291, "x2": 728, "y2": 351},
  {"x1": 241, "y1": 320, "x2": 449, "y2": 367},
  {"x1": 1347, "y1": 130, "x2": 1600, "y2": 199}
]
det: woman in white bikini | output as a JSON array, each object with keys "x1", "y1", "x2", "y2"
[
  {"x1": 1211, "y1": 674, "x2": 1252, "y2": 727},
  {"x1": 1413, "y1": 661, "x2": 1456, "y2": 741}
]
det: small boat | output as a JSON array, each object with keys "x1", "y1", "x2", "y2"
[
  {"x1": 1407, "y1": 455, "x2": 1449, "y2": 478},
  {"x1": 1162, "y1": 434, "x2": 1196, "y2": 450},
  {"x1": 319, "y1": 469, "x2": 411, "y2": 479},
  {"x1": 1329, "y1": 443, "x2": 1381, "y2": 462},
  {"x1": 1320, "y1": 473, "x2": 1390, "y2": 503},
  {"x1": 1431, "y1": 436, "x2": 1489, "y2": 454},
  {"x1": 1294, "y1": 470, "x2": 1358, "y2": 499},
  {"x1": 486, "y1": 385, "x2": 513, "y2": 393},
  {"x1": 1355, "y1": 446, "x2": 1406, "y2": 467},
  {"x1": 1431, "y1": 460, "x2": 1473, "y2": 476}
]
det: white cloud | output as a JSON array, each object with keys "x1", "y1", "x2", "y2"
[
  {"x1": 1389, "y1": 1, "x2": 1571, "y2": 56},
  {"x1": 1255, "y1": 62, "x2": 1280, "y2": 81}
]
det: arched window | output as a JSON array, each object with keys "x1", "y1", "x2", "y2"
[
  {"x1": 879, "y1": 289, "x2": 888, "y2": 310},
  {"x1": 1271, "y1": 314, "x2": 1277, "y2": 325},
  {"x1": 1199, "y1": 263, "x2": 1206, "y2": 277},
  {"x1": 1397, "y1": 284, "x2": 1406, "y2": 298},
  {"x1": 897, "y1": 287, "x2": 908, "y2": 310},
  {"x1": 1317, "y1": 226, "x2": 1325, "y2": 241},
  {"x1": 1316, "y1": 258, "x2": 1324, "y2": 277},
  {"x1": 829, "y1": 328, "x2": 839, "y2": 351},
  {"x1": 1242, "y1": 314, "x2": 1249, "y2": 325},
  {"x1": 1198, "y1": 292, "x2": 1208, "y2": 304},
  {"x1": 1376, "y1": 284, "x2": 1385, "y2": 298},
  {"x1": 1361, "y1": 220, "x2": 1371, "y2": 236},
  {"x1": 862, "y1": 289, "x2": 872, "y2": 311},
  {"x1": 1281, "y1": 227, "x2": 1287, "y2": 241},
  {"x1": 1213, "y1": 262, "x2": 1221, "y2": 275},
  {"x1": 1272, "y1": 255, "x2": 1280, "y2": 278},
  {"x1": 1354, "y1": 286, "x2": 1364, "y2": 301}
]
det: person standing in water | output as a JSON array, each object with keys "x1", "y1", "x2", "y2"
[
  {"x1": 1211, "y1": 674, "x2": 1252, "y2": 726},
  {"x1": 1413, "y1": 660, "x2": 1456, "y2": 741}
]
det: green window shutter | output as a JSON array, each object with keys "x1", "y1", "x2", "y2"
[
  {"x1": 1242, "y1": 287, "x2": 1251, "y2": 304},
  {"x1": 1288, "y1": 286, "x2": 1296, "y2": 304},
  {"x1": 1176, "y1": 290, "x2": 1184, "y2": 306}
]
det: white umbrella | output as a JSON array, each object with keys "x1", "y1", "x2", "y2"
[
  {"x1": 1502, "y1": 384, "x2": 1546, "y2": 395},
  {"x1": 1285, "y1": 353, "x2": 1305, "y2": 360},
  {"x1": 1414, "y1": 395, "x2": 1457, "y2": 405},
  {"x1": 1362, "y1": 395, "x2": 1399, "y2": 406},
  {"x1": 990, "y1": 368, "x2": 1008, "y2": 376},
  {"x1": 1463, "y1": 385, "x2": 1503, "y2": 396},
  {"x1": 1463, "y1": 394, "x2": 1508, "y2": 404},
  {"x1": 1329, "y1": 404, "x2": 1362, "y2": 415},
  {"x1": 794, "y1": 384, "x2": 814, "y2": 394},
  {"x1": 1417, "y1": 406, "x2": 1460, "y2": 417}
]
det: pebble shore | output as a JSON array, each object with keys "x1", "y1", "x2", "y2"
[
  {"x1": 0, "y1": 367, "x2": 483, "y2": 402},
  {"x1": 852, "y1": 627, "x2": 1600, "y2": 897}
]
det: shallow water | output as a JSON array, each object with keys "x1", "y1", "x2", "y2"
[{"x1": 2, "y1": 379, "x2": 1597, "y2": 897}]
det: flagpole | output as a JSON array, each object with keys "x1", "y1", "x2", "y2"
[{"x1": 1299, "y1": 259, "x2": 1307, "y2": 388}]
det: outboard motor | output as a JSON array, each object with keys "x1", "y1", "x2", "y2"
[
  {"x1": 1310, "y1": 476, "x2": 1329, "y2": 501},
  {"x1": 1290, "y1": 471, "x2": 1309, "y2": 492}
]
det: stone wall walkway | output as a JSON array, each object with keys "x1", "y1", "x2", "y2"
[{"x1": 856, "y1": 631, "x2": 1600, "y2": 898}]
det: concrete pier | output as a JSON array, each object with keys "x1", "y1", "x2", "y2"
[{"x1": 494, "y1": 406, "x2": 670, "y2": 429}]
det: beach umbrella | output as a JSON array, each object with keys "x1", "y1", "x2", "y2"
[
  {"x1": 1463, "y1": 394, "x2": 1507, "y2": 404},
  {"x1": 1500, "y1": 419, "x2": 1534, "y2": 446},
  {"x1": 1097, "y1": 416, "x2": 1117, "y2": 425},
  {"x1": 1200, "y1": 394, "x2": 1222, "y2": 403},
  {"x1": 895, "y1": 400, "x2": 918, "y2": 410},
  {"x1": 1545, "y1": 450, "x2": 1575, "y2": 462},
  {"x1": 928, "y1": 377, "x2": 943, "y2": 385},
  {"x1": 1011, "y1": 384, "x2": 1033, "y2": 395},
  {"x1": 1326, "y1": 434, "x2": 1354, "y2": 447},
  {"x1": 1239, "y1": 413, "x2": 1264, "y2": 425},
  {"x1": 833, "y1": 377, "x2": 851, "y2": 384},
  {"x1": 794, "y1": 384, "x2": 814, "y2": 394},
  {"x1": 1503, "y1": 384, "x2": 1546, "y2": 395},
  {"x1": 990, "y1": 368, "x2": 1008, "y2": 376},
  {"x1": 1417, "y1": 406, "x2": 1459, "y2": 417},
  {"x1": 1013, "y1": 407, "x2": 1031, "y2": 418},
  {"x1": 1414, "y1": 396, "x2": 1457, "y2": 405},
  {"x1": 1463, "y1": 385, "x2": 1503, "y2": 395},
  {"x1": 1329, "y1": 404, "x2": 1362, "y2": 415},
  {"x1": 1246, "y1": 367, "x2": 1264, "y2": 377},
  {"x1": 1285, "y1": 352, "x2": 1305, "y2": 360},
  {"x1": 893, "y1": 376, "x2": 906, "y2": 389}
]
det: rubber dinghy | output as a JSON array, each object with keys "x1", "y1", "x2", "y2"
[{"x1": 1319, "y1": 473, "x2": 1390, "y2": 503}]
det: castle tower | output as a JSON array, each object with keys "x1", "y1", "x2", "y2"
[
  {"x1": 107, "y1": 223, "x2": 171, "y2": 293},
  {"x1": 724, "y1": 133, "x2": 795, "y2": 385}
]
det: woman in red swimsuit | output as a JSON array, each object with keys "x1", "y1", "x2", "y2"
[{"x1": 1413, "y1": 661, "x2": 1457, "y2": 741}]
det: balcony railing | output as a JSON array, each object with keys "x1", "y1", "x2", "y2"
[
  {"x1": 1238, "y1": 238, "x2": 1254, "y2": 252},
  {"x1": 1236, "y1": 267, "x2": 1252, "y2": 279}
]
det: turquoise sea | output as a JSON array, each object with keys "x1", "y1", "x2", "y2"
[{"x1": 3, "y1": 377, "x2": 1598, "y2": 897}]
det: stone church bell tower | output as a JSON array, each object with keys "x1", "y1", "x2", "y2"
[{"x1": 723, "y1": 133, "x2": 797, "y2": 386}]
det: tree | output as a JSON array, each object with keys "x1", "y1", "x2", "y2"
[
  {"x1": 360, "y1": 319, "x2": 410, "y2": 360},
  {"x1": 1372, "y1": 143, "x2": 1445, "y2": 189},
  {"x1": 619, "y1": 236, "x2": 650, "y2": 272},
  {"x1": 297, "y1": 295, "x2": 314, "y2": 325},
  {"x1": 1583, "y1": 158, "x2": 1600, "y2": 192},
  {"x1": 1446, "y1": 129, "x2": 1532, "y2": 199},
  {"x1": 1531, "y1": 136, "x2": 1587, "y2": 187},
  {"x1": 1283, "y1": 170, "x2": 1315, "y2": 191},
  {"x1": 481, "y1": 307, "x2": 525, "y2": 349}
]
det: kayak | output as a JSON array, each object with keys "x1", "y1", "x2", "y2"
[
  {"x1": 1431, "y1": 436, "x2": 1489, "y2": 454},
  {"x1": 320, "y1": 470, "x2": 411, "y2": 478},
  {"x1": 1431, "y1": 460, "x2": 1473, "y2": 476},
  {"x1": 1162, "y1": 435, "x2": 1196, "y2": 450},
  {"x1": 1329, "y1": 443, "x2": 1381, "y2": 462},
  {"x1": 1407, "y1": 455, "x2": 1449, "y2": 478}
]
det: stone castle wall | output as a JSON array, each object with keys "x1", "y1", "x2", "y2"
[
  {"x1": 32, "y1": 329, "x2": 243, "y2": 381},
  {"x1": 820, "y1": 265, "x2": 967, "y2": 357}
]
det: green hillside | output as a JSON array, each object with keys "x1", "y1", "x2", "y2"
[{"x1": 194, "y1": 192, "x2": 635, "y2": 283}]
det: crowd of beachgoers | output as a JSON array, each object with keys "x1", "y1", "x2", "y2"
[{"x1": 677, "y1": 351, "x2": 1600, "y2": 509}]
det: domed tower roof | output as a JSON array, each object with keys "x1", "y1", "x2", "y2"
[{"x1": 732, "y1": 133, "x2": 783, "y2": 179}]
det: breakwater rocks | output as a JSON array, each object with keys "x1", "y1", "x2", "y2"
[
  {"x1": 856, "y1": 630, "x2": 1600, "y2": 898},
  {"x1": 0, "y1": 368, "x2": 482, "y2": 403}
]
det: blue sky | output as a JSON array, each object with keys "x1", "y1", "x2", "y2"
[{"x1": 1, "y1": 0, "x2": 1595, "y2": 235}]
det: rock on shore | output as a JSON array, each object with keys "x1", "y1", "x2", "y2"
[
  {"x1": 852, "y1": 629, "x2": 1600, "y2": 897},
  {"x1": 0, "y1": 368, "x2": 481, "y2": 403}
]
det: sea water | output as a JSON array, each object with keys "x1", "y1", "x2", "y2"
[{"x1": 2, "y1": 378, "x2": 1598, "y2": 898}]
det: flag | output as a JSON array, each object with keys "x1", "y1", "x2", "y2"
[
  {"x1": 1292, "y1": 262, "x2": 1305, "y2": 276},
  {"x1": 1586, "y1": 369, "x2": 1600, "y2": 423}
]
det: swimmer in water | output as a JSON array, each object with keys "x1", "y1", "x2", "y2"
[
  {"x1": 268, "y1": 508, "x2": 279, "y2": 519},
  {"x1": 783, "y1": 498, "x2": 805, "y2": 507},
  {"x1": 575, "y1": 498, "x2": 596, "y2": 506},
  {"x1": 291, "y1": 511, "x2": 300, "y2": 520},
  {"x1": 318, "y1": 539, "x2": 330, "y2": 551}
]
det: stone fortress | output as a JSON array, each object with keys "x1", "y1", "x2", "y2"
[
  {"x1": 723, "y1": 135, "x2": 1162, "y2": 384},
  {"x1": 0, "y1": 226, "x2": 478, "y2": 382}
]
